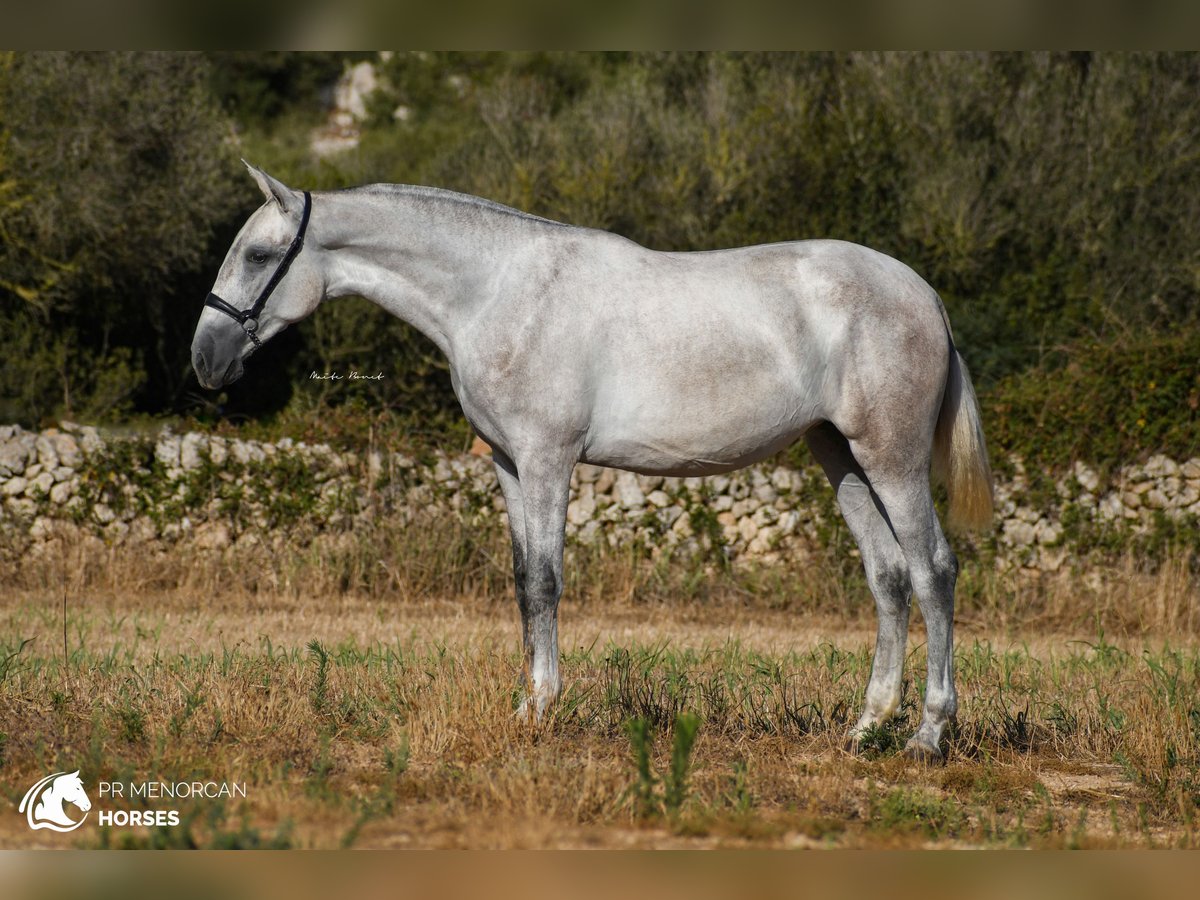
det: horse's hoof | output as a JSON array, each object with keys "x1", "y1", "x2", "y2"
[
  {"x1": 902, "y1": 738, "x2": 944, "y2": 765},
  {"x1": 515, "y1": 693, "x2": 555, "y2": 725},
  {"x1": 514, "y1": 698, "x2": 539, "y2": 723}
]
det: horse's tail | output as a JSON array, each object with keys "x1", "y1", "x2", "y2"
[{"x1": 932, "y1": 341, "x2": 994, "y2": 532}]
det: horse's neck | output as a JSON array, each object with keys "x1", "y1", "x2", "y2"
[{"x1": 319, "y1": 189, "x2": 533, "y2": 361}]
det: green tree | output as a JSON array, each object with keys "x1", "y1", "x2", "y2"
[
  {"x1": 0, "y1": 51, "x2": 244, "y2": 423},
  {"x1": 0, "y1": 54, "x2": 71, "y2": 310}
]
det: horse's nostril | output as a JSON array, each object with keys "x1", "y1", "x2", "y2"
[{"x1": 192, "y1": 349, "x2": 209, "y2": 379}]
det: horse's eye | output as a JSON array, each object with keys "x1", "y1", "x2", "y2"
[{"x1": 247, "y1": 250, "x2": 270, "y2": 265}]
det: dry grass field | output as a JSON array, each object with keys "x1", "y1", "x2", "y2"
[{"x1": 1, "y1": 529, "x2": 1198, "y2": 850}]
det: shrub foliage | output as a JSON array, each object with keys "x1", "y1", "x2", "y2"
[{"x1": 1, "y1": 52, "x2": 1197, "y2": 473}]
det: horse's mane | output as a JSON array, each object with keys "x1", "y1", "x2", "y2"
[{"x1": 340, "y1": 183, "x2": 569, "y2": 229}]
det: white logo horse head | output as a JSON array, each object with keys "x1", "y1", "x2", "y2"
[{"x1": 19, "y1": 770, "x2": 92, "y2": 832}]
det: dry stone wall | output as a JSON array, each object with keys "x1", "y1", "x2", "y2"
[{"x1": 1, "y1": 423, "x2": 1197, "y2": 570}]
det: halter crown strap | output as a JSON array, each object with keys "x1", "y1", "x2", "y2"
[{"x1": 205, "y1": 190, "x2": 312, "y2": 349}]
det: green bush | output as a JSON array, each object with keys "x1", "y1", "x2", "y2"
[
  {"x1": 3, "y1": 52, "x2": 1198, "y2": 479},
  {"x1": 986, "y1": 329, "x2": 1200, "y2": 472},
  {"x1": 0, "y1": 52, "x2": 244, "y2": 423}
]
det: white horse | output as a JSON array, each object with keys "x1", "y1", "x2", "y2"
[
  {"x1": 192, "y1": 164, "x2": 993, "y2": 760},
  {"x1": 19, "y1": 770, "x2": 92, "y2": 831}
]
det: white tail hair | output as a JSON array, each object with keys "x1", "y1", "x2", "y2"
[{"x1": 932, "y1": 348, "x2": 994, "y2": 532}]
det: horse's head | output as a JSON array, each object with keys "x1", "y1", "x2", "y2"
[
  {"x1": 54, "y1": 770, "x2": 91, "y2": 813},
  {"x1": 191, "y1": 163, "x2": 324, "y2": 389}
]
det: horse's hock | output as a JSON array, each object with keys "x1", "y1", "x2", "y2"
[{"x1": 1, "y1": 421, "x2": 1198, "y2": 572}]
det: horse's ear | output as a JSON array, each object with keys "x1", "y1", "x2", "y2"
[
  {"x1": 242, "y1": 160, "x2": 303, "y2": 218},
  {"x1": 67, "y1": 769, "x2": 80, "y2": 778}
]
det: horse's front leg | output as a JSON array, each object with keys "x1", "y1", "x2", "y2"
[
  {"x1": 492, "y1": 451, "x2": 531, "y2": 659},
  {"x1": 496, "y1": 449, "x2": 573, "y2": 720}
]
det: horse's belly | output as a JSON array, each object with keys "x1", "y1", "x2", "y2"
[
  {"x1": 582, "y1": 376, "x2": 821, "y2": 476},
  {"x1": 581, "y1": 430, "x2": 810, "y2": 477}
]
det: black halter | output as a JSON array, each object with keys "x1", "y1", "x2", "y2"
[{"x1": 205, "y1": 191, "x2": 312, "y2": 350}]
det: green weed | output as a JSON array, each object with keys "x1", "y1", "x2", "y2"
[
  {"x1": 625, "y1": 717, "x2": 657, "y2": 820},
  {"x1": 869, "y1": 786, "x2": 968, "y2": 840},
  {"x1": 307, "y1": 638, "x2": 331, "y2": 714},
  {"x1": 723, "y1": 757, "x2": 754, "y2": 813},
  {"x1": 624, "y1": 712, "x2": 703, "y2": 821},
  {"x1": 663, "y1": 712, "x2": 701, "y2": 814}
]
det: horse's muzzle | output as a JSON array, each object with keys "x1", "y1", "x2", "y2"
[{"x1": 192, "y1": 333, "x2": 245, "y2": 389}]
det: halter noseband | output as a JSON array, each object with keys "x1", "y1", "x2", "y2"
[{"x1": 205, "y1": 191, "x2": 312, "y2": 350}]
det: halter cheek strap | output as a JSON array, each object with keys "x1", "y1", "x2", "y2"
[{"x1": 205, "y1": 191, "x2": 312, "y2": 350}]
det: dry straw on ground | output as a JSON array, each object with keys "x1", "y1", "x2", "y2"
[{"x1": 1, "y1": 528, "x2": 1198, "y2": 849}]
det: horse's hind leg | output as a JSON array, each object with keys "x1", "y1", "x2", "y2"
[
  {"x1": 849, "y1": 438, "x2": 959, "y2": 762},
  {"x1": 806, "y1": 423, "x2": 913, "y2": 745}
]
